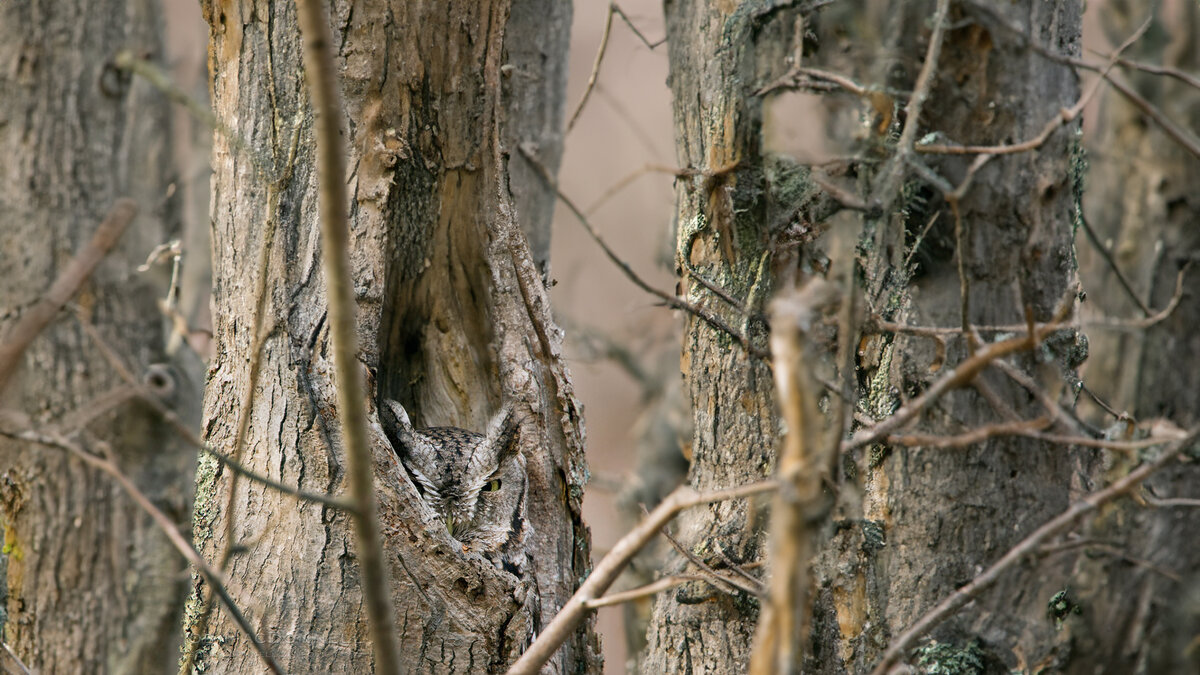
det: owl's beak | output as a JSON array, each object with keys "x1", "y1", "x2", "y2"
[{"x1": 446, "y1": 516, "x2": 455, "y2": 537}]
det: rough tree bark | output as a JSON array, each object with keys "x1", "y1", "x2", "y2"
[
  {"x1": 0, "y1": 0, "x2": 197, "y2": 672},
  {"x1": 640, "y1": 1, "x2": 805, "y2": 671},
  {"x1": 1074, "y1": 1, "x2": 1200, "y2": 672},
  {"x1": 812, "y1": 0, "x2": 1086, "y2": 671},
  {"x1": 641, "y1": 0, "x2": 1101, "y2": 671},
  {"x1": 186, "y1": 0, "x2": 596, "y2": 672}
]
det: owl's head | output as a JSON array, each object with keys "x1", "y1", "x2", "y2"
[{"x1": 383, "y1": 400, "x2": 527, "y2": 560}]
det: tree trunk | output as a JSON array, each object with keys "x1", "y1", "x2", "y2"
[
  {"x1": 187, "y1": 0, "x2": 596, "y2": 671},
  {"x1": 1074, "y1": 2, "x2": 1200, "y2": 672},
  {"x1": 640, "y1": 2, "x2": 803, "y2": 671},
  {"x1": 0, "y1": 0, "x2": 196, "y2": 672},
  {"x1": 813, "y1": 1, "x2": 1086, "y2": 671}
]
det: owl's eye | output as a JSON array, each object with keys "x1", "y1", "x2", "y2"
[{"x1": 484, "y1": 478, "x2": 502, "y2": 492}]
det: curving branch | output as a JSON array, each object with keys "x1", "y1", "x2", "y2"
[{"x1": 506, "y1": 480, "x2": 778, "y2": 675}]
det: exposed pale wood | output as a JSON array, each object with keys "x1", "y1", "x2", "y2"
[{"x1": 190, "y1": 1, "x2": 591, "y2": 672}]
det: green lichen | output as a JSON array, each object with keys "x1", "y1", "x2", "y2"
[
  {"x1": 842, "y1": 453, "x2": 858, "y2": 481},
  {"x1": 865, "y1": 341, "x2": 898, "y2": 419},
  {"x1": 1068, "y1": 130, "x2": 1088, "y2": 240},
  {"x1": 1047, "y1": 588, "x2": 1082, "y2": 628},
  {"x1": 860, "y1": 519, "x2": 886, "y2": 553},
  {"x1": 190, "y1": 452, "x2": 222, "y2": 550},
  {"x1": 2, "y1": 531, "x2": 20, "y2": 561},
  {"x1": 868, "y1": 443, "x2": 891, "y2": 469},
  {"x1": 764, "y1": 153, "x2": 818, "y2": 215},
  {"x1": 914, "y1": 638, "x2": 986, "y2": 675}
]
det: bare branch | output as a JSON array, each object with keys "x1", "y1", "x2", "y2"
[
  {"x1": 181, "y1": 114, "x2": 301, "y2": 674},
  {"x1": 959, "y1": 3, "x2": 1200, "y2": 159},
  {"x1": 870, "y1": 427, "x2": 1200, "y2": 675},
  {"x1": 915, "y1": 17, "x2": 1150, "y2": 157},
  {"x1": 1111, "y1": 55, "x2": 1200, "y2": 92},
  {"x1": 584, "y1": 163, "x2": 686, "y2": 215},
  {"x1": 751, "y1": 281, "x2": 839, "y2": 673},
  {"x1": 888, "y1": 418, "x2": 1052, "y2": 449},
  {"x1": 567, "y1": 4, "x2": 615, "y2": 133},
  {"x1": 757, "y1": 65, "x2": 872, "y2": 97},
  {"x1": 111, "y1": 50, "x2": 257, "y2": 165},
  {"x1": 870, "y1": 263, "x2": 1185, "y2": 339},
  {"x1": 517, "y1": 145, "x2": 770, "y2": 360},
  {"x1": 661, "y1": 526, "x2": 762, "y2": 598},
  {"x1": 73, "y1": 314, "x2": 353, "y2": 512},
  {"x1": 0, "y1": 199, "x2": 136, "y2": 393},
  {"x1": 566, "y1": 4, "x2": 664, "y2": 133},
  {"x1": 888, "y1": 417, "x2": 1182, "y2": 455},
  {"x1": 582, "y1": 576, "x2": 690, "y2": 610},
  {"x1": 1078, "y1": 212, "x2": 1152, "y2": 317},
  {"x1": 843, "y1": 308, "x2": 1070, "y2": 453},
  {"x1": 1142, "y1": 492, "x2": 1200, "y2": 509},
  {"x1": 871, "y1": 0, "x2": 951, "y2": 208},
  {"x1": 506, "y1": 480, "x2": 778, "y2": 675},
  {"x1": 295, "y1": 2, "x2": 401, "y2": 673},
  {"x1": 1098, "y1": 69, "x2": 1200, "y2": 160},
  {"x1": 1088, "y1": 262, "x2": 1192, "y2": 330}
]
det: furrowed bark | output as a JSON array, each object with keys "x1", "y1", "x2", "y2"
[{"x1": 189, "y1": 1, "x2": 593, "y2": 671}]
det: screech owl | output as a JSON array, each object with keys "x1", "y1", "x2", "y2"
[{"x1": 381, "y1": 399, "x2": 529, "y2": 575}]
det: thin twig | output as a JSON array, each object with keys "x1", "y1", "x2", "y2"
[
  {"x1": 1099, "y1": 69, "x2": 1200, "y2": 160},
  {"x1": 582, "y1": 576, "x2": 690, "y2": 609},
  {"x1": 506, "y1": 480, "x2": 778, "y2": 675},
  {"x1": 6, "y1": 428, "x2": 284, "y2": 674},
  {"x1": 566, "y1": 4, "x2": 664, "y2": 133},
  {"x1": 1077, "y1": 213, "x2": 1152, "y2": 317},
  {"x1": 566, "y1": 4, "x2": 615, "y2": 132},
  {"x1": 73, "y1": 314, "x2": 353, "y2": 511},
  {"x1": 843, "y1": 312, "x2": 1068, "y2": 453},
  {"x1": 295, "y1": 3, "x2": 401, "y2": 673},
  {"x1": 1037, "y1": 538, "x2": 1182, "y2": 583},
  {"x1": 0, "y1": 199, "x2": 136, "y2": 393},
  {"x1": 660, "y1": 527, "x2": 761, "y2": 597},
  {"x1": 888, "y1": 418, "x2": 1180, "y2": 455},
  {"x1": 180, "y1": 109, "x2": 303, "y2": 675},
  {"x1": 991, "y1": 357, "x2": 1087, "y2": 437},
  {"x1": 916, "y1": 18, "x2": 1150, "y2": 157},
  {"x1": 870, "y1": 427, "x2": 1200, "y2": 675},
  {"x1": 1087, "y1": 262, "x2": 1190, "y2": 330},
  {"x1": 757, "y1": 65, "x2": 872, "y2": 97},
  {"x1": 612, "y1": 4, "x2": 666, "y2": 50},
  {"x1": 112, "y1": 50, "x2": 258, "y2": 165},
  {"x1": 1111, "y1": 55, "x2": 1200, "y2": 92},
  {"x1": 869, "y1": 263, "x2": 1185, "y2": 337},
  {"x1": 518, "y1": 145, "x2": 769, "y2": 361},
  {"x1": 582, "y1": 564, "x2": 763, "y2": 610},
  {"x1": 887, "y1": 417, "x2": 1052, "y2": 449},
  {"x1": 960, "y1": 3, "x2": 1200, "y2": 159},
  {"x1": 682, "y1": 225, "x2": 756, "y2": 313},
  {"x1": 871, "y1": 0, "x2": 951, "y2": 207},
  {"x1": 584, "y1": 163, "x2": 686, "y2": 215},
  {"x1": 1141, "y1": 493, "x2": 1200, "y2": 509},
  {"x1": 1, "y1": 641, "x2": 32, "y2": 675}
]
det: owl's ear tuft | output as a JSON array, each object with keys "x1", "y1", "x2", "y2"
[
  {"x1": 381, "y1": 398, "x2": 418, "y2": 455},
  {"x1": 484, "y1": 401, "x2": 520, "y2": 460}
]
